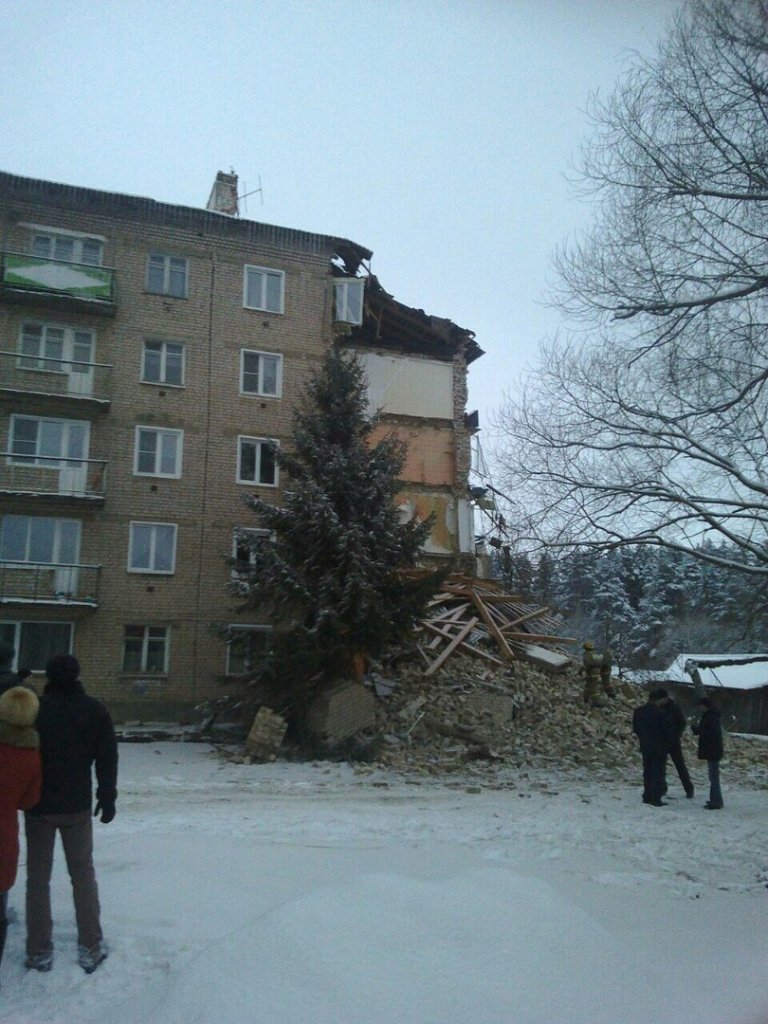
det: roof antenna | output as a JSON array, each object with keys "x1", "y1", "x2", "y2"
[{"x1": 238, "y1": 175, "x2": 264, "y2": 215}]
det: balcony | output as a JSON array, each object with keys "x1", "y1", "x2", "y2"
[
  {"x1": 0, "y1": 350, "x2": 112, "y2": 411},
  {"x1": 0, "y1": 560, "x2": 100, "y2": 607},
  {"x1": 0, "y1": 454, "x2": 107, "y2": 503},
  {"x1": 0, "y1": 251, "x2": 116, "y2": 317}
]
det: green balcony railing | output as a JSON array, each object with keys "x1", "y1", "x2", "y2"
[
  {"x1": 0, "y1": 560, "x2": 100, "y2": 606},
  {"x1": 1, "y1": 251, "x2": 116, "y2": 304}
]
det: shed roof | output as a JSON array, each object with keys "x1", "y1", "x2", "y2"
[{"x1": 662, "y1": 654, "x2": 768, "y2": 691}]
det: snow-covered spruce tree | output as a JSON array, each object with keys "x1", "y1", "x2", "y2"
[{"x1": 232, "y1": 347, "x2": 440, "y2": 724}]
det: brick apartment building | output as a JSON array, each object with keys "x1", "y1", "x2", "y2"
[{"x1": 0, "y1": 170, "x2": 482, "y2": 721}]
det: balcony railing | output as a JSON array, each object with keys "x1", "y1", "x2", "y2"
[
  {"x1": 0, "y1": 349, "x2": 112, "y2": 405},
  {"x1": 0, "y1": 453, "x2": 107, "y2": 499},
  {"x1": 0, "y1": 560, "x2": 100, "y2": 606},
  {"x1": 1, "y1": 251, "x2": 116, "y2": 313}
]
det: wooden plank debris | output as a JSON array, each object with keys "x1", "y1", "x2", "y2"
[{"x1": 415, "y1": 574, "x2": 576, "y2": 676}]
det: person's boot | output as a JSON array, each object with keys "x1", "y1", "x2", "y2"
[
  {"x1": 25, "y1": 950, "x2": 53, "y2": 972},
  {"x1": 78, "y1": 942, "x2": 108, "y2": 974}
]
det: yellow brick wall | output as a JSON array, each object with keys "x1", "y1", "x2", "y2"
[{"x1": 0, "y1": 186, "x2": 475, "y2": 720}]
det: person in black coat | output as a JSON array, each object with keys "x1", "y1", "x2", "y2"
[
  {"x1": 632, "y1": 688, "x2": 668, "y2": 806},
  {"x1": 692, "y1": 696, "x2": 724, "y2": 810},
  {"x1": 657, "y1": 690, "x2": 694, "y2": 799},
  {"x1": 24, "y1": 654, "x2": 118, "y2": 974}
]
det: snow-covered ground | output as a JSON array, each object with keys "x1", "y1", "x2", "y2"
[{"x1": 2, "y1": 743, "x2": 766, "y2": 1024}]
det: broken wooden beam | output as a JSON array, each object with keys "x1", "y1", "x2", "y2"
[
  {"x1": 471, "y1": 594, "x2": 516, "y2": 661},
  {"x1": 423, "y1": 617, "x2": 480, "y2": 676}
]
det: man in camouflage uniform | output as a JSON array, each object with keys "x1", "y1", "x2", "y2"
[{"x1": 582, "y1": 642, "x2": 606, "y2": 707}]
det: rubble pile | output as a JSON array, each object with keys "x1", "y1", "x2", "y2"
[
  {"x1": 369, "y1": 654, "x2": 638, "y2": 776},
  {"x1": 366, "y1": 653, "x2": 768, "y2": 787}
]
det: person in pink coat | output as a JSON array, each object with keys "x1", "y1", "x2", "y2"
[{"x1": 0, "y1": 686, "x2": 42, "y2": 976}]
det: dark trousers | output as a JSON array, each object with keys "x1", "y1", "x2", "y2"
[
  {"x1": 666, "y1": 741, "x2": 693, "y2": 796},
  {"x1": 25, "y1": 811, "x2": 103, "y2": 956},
  {"x1": 641, "y1": 751, "x2": 666, "y2": 803},
  {"x1": 707, "y1": 761, "x2": 724, "y2": 808}
]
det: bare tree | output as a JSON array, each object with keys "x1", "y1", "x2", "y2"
[{"x1": 494, "y1": 0, "x2": 768, "y2": 578}]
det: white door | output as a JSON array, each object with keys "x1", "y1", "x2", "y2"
[{"x1": 66, "y1": 331, "x2": 95, "y2": 397}]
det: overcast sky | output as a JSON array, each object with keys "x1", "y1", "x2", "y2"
[{"x1": 2, "y1": 0, "x2": 675, "y2": 447}]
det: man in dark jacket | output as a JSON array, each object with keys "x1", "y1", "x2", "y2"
[
  {"x1": 692, "y1": 696, "x2": 724, "y2": 810},
  {"x1": 658, "y1": 690, "x2": 694, "y2": 799},
  {"x1": 632, "y1": 688, "x2": 668, "y2": 806},
  {"x1": 25, "y1": 654, "x2": 117, "y2": 974}
]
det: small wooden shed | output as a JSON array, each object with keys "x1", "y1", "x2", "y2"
[{"x1": 659, "y1": 654, "x2": 768, "y2": 736}]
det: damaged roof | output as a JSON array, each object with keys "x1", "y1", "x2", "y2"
[
  {"x1": 347, "y1": 275, "x2": 483, "y2": 365},
  {"x1": 0, "y1": 170, "x2": 373, "y2": 268}
]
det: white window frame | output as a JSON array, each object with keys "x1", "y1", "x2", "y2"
[
  {"x1": 8, "y1": 414, "x2": 90, "y2": 468},
  {"x1": 239, "y1": 349, "x2": 282, "y2": 398},
  {"x1": 26, "y1": 225, "x2": 104, "y2": 266},
  {"x1": 236, "y1": 436, "x2": 279, "y2": 487},
  {"x1": 333, "y1": 278, "x2": 365, "y2": 325},
  {"x1": 121, "y1": 624, "x2": 170, "y2": 675},
  {"x1": 146, "y1": 253, "x2": 188, "y2": 298},
  {"x1": 225, "y1": 624, "x2": 272, "y2": 675},
  {"x1": 18, "y1": 322, "x2": 95, "y2": 376},
  {"x1": 231, "y1": 528, "x2": 272, "y2": 581},
  {"x1": 141, "y1": 339, "x2": 185, "y2": 387},
  {"x1": 127, "y1": 521, "x2": 177, "y2": 575},
  {"x1": 243, "y1": 265, "x2": 285, "y2": 314},
  {"x1": 0, "y1": 514, "x2": 81, "y2": 567},
  {"x1": 133, "y1": 426, "x2": 183, "y2": 479}
]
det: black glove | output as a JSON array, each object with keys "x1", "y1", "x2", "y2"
[{"x1": 94, "y1": 800, "x2": 116, "y2": 824}]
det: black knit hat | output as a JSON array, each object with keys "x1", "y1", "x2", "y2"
[{"x1": 45, "y1": 653, "x2": 80, "y2": 685}]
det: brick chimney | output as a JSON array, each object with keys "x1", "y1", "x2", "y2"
[{"x1": 206, "y1": 170, "x2": 239, "y2": 216}]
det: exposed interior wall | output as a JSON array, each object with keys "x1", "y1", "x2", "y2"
[
  {"x1": 398, "y1": 492, "x2": 457, "y2": 556},
  {"x1": 355, "y1": 351, "x2": 454, "y2": 419},
  {"x1": 369, "y1": 421, "x2": 455, "y2": 487}
]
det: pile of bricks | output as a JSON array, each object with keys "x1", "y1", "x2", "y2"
[{"x1": 365, "y1": 653, "x2": 768, "y2": 786}]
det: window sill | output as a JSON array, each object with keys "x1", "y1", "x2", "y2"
[{"x1": 126, "y1": 569, "x2": 176, "y2": 576}]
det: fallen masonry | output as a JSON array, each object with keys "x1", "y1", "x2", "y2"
[
  {"x1": 232, "y1": 572, "x2": 768, "y2": 785},
  {"x1": 362, "y1": 653, "x2": 768, "y2": 788}
]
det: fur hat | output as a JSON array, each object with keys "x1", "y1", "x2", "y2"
[
  {"x1": 45, "y1": 653, "x2": 80, "y2": 685},
  {"x1": 0, "y1": 685, "x2": 39, "y2": 727}
]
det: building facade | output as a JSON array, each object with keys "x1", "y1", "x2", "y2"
[{"x1": 0, "y1": 170, "x2": 481, "y2": 720}]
